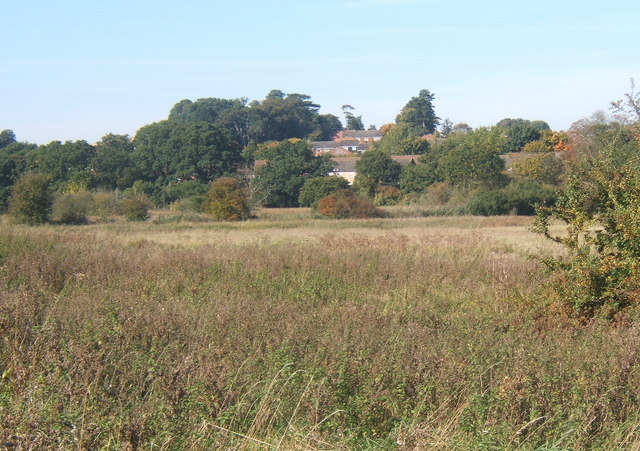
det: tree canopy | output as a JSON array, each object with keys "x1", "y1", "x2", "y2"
[{"x1": 396, "y1": 89, "x2": 439, "y2": 134}]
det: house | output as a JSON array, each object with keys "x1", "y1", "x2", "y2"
[
  {"x1": 335, "y1": 129, "x2": 384, "y2": 143},
  {"x1": 311, "y1": 139, "x2": 373, "y2": 156}
]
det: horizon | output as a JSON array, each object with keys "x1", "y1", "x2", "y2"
[{"x1": 2, "y1": 0, "x2": 639, "y2": 145}]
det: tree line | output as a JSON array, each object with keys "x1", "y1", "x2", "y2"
[{"x1": 2, "y1": 85, "x2": 634, "y2": 223}]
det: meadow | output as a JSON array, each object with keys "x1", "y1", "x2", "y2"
[{"x1": 1, "y1": 209, "x2": 640, "y2": 449}]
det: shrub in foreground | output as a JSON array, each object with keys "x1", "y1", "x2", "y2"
[
  {"x1": 7, "y1": 173, "x2": 53, "y2": 225},
  {"x1": 203, "y1": 177, "x2": 251, "y2": 221},
  {"x1": 317, "y1": 189, "x2": 382, "y2": 218}
]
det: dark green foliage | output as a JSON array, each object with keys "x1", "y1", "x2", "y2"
[
  {"x1": 505, "y1": 123, "x2": 541, "y2": 153},
  {"x1": 467, "y1": 180, "x2": 556, "y2": 216},
  {"x1": 0, "y1": 129, "x2": 16, "y2": 148},
  {"x1": 133, "y1": 121, "x2": 243, "y2": 185},
  {"x1": 354, "y1": 150, "x2": 402, "y2": 196},
  {"x1": 53, "y1": 191, "x2": 92, "y2": 224},
  {"x1": 396, "y1": 89, "x2": 439, "y2": 134},
  {"x1": 309, "y1": 114, "x2": 344, "y2": 141},
  {"x1": 8, "y1": 173, "x2": 53, "y2": 225},
  {"x1": 427, "y1": 127, "x2": 507, "y2": 189},
  {"x1": 120, "y1": 194, "x2": 151, "y2": 221},
  {"x1": 254, "y1": 139, "x2": 333, "y2": 207},
  {"x1": 203, "y1": 177, "x2": 251, "y2": 221},
  {"x1": 248, "y1": 91, "x2": 321, "y2": 143},
  {"x1": 91, "y1": 134, "x2": 138, "y2": 190},
  {"x1": 317, "y1": 189, "x2": 382, "y2": 218},
  {"x1": 346, "y1": 114, "x2": 365, "y2": 131},
  {"x1": 0, "y1": 141, "x2": 33, "y2": 211},
  {"x1": 399, "y1": 164, "x2": 437, "y2": 194},
  {"x1": 467, "y1": 190, "x2": 510, "y2": 216},
  {"x1": 497, "y1": 118, "x2": 549, "y2": 153},
  {"x1": 159, "y1": 180, "x2": 209, "y2": 206},
  {"x1": 27, "y1": 140, "x2": 96, "y2": 190},
  {"x1": 298, "y1": 176, "x2": 350, "y2": 208}
]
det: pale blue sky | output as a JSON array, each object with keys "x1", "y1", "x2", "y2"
[{"x1": 2, "y1": 0, "x2": 638, "y2": 144}]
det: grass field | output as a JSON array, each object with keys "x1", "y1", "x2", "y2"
[{"x1": 1, "y1": 210, "x2": 639, "y2": 449}]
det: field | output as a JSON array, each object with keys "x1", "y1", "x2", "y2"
[{"x1": 1, "y1": 209, "x2": 640, "y2": 449}]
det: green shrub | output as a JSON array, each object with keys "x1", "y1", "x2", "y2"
[
  {"x1": 534, "y1": 161, "x2": 640, "y2": 317},
  {"x1": 298, "y1": 176, "x2": 349, "y2": 208},
  {"x1": 8, "y1": 173, "x2": 53, "y2": 225},
  {"x1": 467, "y1": 180, "x2": 556, "y2": 216},
  {"x1": 90, "y1": 191, "x2": 123, "y2": 220},
  {"x1": 203, "y1": 177, "x2": 251, "y2": 221},
  {"x1": 467, "y1": 189, "x2": 511, "y2": 216},
  {"x1": 120, "y1": 194, "x2": 151, "y2": 221},
  {"x1": 53, "y1": 190, "x2": 93, "y2": 224},
  {"x1": 317, "y1": 189, "x2": 383, "y2": 219},
  {"x1": 169, "y1": 194, "x2": 206, "y2": 213}
]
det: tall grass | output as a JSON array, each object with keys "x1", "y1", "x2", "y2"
[{"x1": 0, "y1": 221, "x2": 639, "y2": 449}]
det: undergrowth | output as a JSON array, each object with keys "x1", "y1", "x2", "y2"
[{"x1": 0, "y1": 224, "x2": 639, "y2": 449}]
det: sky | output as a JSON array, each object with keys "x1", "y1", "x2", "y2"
[{"x1": 2, "y1": 0, "x2": 639, "y2": 144}]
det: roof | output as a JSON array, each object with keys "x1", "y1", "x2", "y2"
[
  {"x1": 338, "y1": 130, "x2": 384, "y2": 139},
  {"x1": 330, "y1": 157, "x2": 359, "y2": 173},
  {"x1": 391, "y1": 155, "x2": 420, "y2": 166},
  {"x1": 311, "y1": 139, "x2": 360, "y2": 149}
]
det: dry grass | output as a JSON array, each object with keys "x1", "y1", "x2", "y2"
[{"x1": 0, "y1": 213, "x2": 638, "y2": 449}]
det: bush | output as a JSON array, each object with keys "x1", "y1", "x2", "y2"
[
  {"x1": 169, "y1": 195, "x2": 206, "y2": 213},
  {"x1": 120, "y1": 194, "x2": 151, "y2": 221},
  {"x1": 317, "y1": 189, "x2": 383, "y2": 219},
  {"x1": 203, "y1": 177, "x2": 251, "y2": 221},
  {"x1": 90, "y1": 191, "x2": 123, "y2": 220},
  {"x1": 8, "y1": 173, "x2": 53, "y2": 225},
  {"x1": 298, "y1": 176, "x2": 350, "y2": 208},
  {"x1": 373, "y1": 185, "x2": 402, "y2": 206},
  {"x1": 467, "y1": 180, "x2": 556, "y2": 216},
  {"x1": 53, "y1": 190, "x2": 93, "y2": 224},
  {"x1": 467, "y1": 189, "x2": 511, "y2": 216},
  {"x1": 534, "y1": 160, "x2": 640, "y2": 317}
]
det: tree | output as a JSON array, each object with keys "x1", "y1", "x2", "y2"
[
  {"x1": 0, "y1": 141, "x2": 33, "y2": 211},
  {"x1": 249, "y1": 91, "x2": 321, "y2": 142},
  {"x1": 0, "y1": 130, "x2": 16, "y2": 148},
  {"x1": 346, "y1": 114, "x2": 365, "y2": 131},
  {"x1": 8, "y1": 173, "x2": 53, "y2": 225},
  {"x1": 354, "y1": 150, "x2": 402, "y2": 196},
  {"x1": 428, "y1": 127, "x2": 507, "y2": 188},
  {"x1": 310, "y1": 114, "x2": 344, "y2": 141},
  {"x1": 298, "y1": 176, "x2": 350, "y2": 208},
  {"x1": 91, "y1": 134, "x2": 138, "y2": 190},
  {"x1": 512, "y1": 153, "x2": 564, "y2": 185},
  {"x1": 342, "y1": 104, "x2": 365, "y2": 130},
  {"x1": 203, "y1": 177, "x2": 251, "y2": 221},
  {"x1": 399, "y1": 164, "x2": 437, "y2": 194},
  {"x1": 610, "y1": 78, "x2": 640, "y2": 124},
  {"x1": 27, "y1": 140, "x2": 96, "y2": 190},
  {"x1": 253, "y1": 139, "x2": 333, "y2": 207},
  {"x1": 533, "y1": 86, "x2": 640, "y2": 316},
  {"x1": 372, "y1": 123, "x2": 430, "y2": 155},
  {"x1": 132, "y1": 120, "x2": 243, "y2": 185},
  {"x1": 396, "y1": 89, "x2": 439, "y2": 134},
  {"x1": 505, "y1": 123, "x2": 541, "y2": 153}
]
